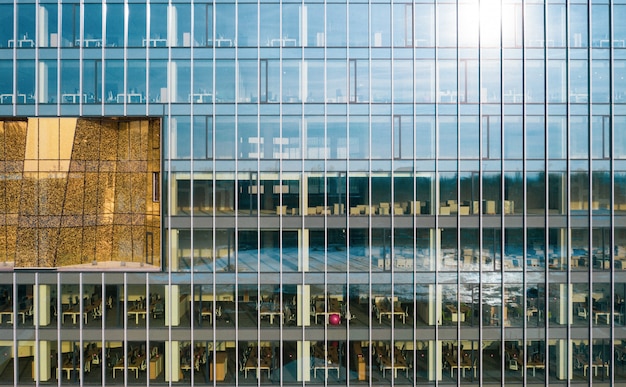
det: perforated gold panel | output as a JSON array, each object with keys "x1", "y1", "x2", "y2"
[{"x1": 0, "y1": 118, "x2": 160, "y2": 268}]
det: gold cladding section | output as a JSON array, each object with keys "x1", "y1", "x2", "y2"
[{"x1": 0, "y1": 118, "x2": 160, "y2": 268}]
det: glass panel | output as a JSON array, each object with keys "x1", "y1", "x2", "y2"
[
  {"x1": 174, "y1": 60, "x2": 191, "y2": 104},
  {"x1": 14, "y1": 4, "x2": 36, "y2": 47},
  {"x1": 193, "y1": 3, "x2": 212, "y2": 47},
  {"x1": 215, "y1": 4, "x2": 235, "y2": 44},
  {"x1": 326, "y1": 4, "x2": 346, "y2": 47},
  {"x1": 414, "y1": 4, "x2": 434, "y2": 47},
  {"x1": 305, "y1": 4, "x2": 324, "y2": 47},
  {"x1": 17, "y1": 60, "x2": 35, "y2": 104},
  {"x1": 525, "y1": 4, "x2": 545, "y2": 47},
  {"x1": 547, "y1": 4, "x2": 566, "y2": 47},
  {"x1": 106, "y1": 3, "x2": 123, "y2": 47},
  {"x1": 282, "y1": 4, "x2": 300, "y2": 46},
  {"x1": 128, "y1": 3, "x2": 147, "y2": 47},
  {"x1": 126, "y1": 60, "x2": 146, "y2": 103},
  {"x1": 438, "y1": 116, "x2": 457, "y2": 159},
  {"x1": 370, "y1": 4, "x2": 390, "y2": 47},
  {"x1": 172, "y1": 4, "x2": 191, "y2": 47},
  {"x1": 617, "y1": 172, "x2": 626, "y2": 213},
  {"x1": 349, "y1": 4, "x2": 368, "y2": 47},
  {"x1": 437, "y1": 4, "x2": 456, "y2": 47},
  {"x1": 571, "y1": 228, "x2": 590, "y2": 271},
  {"x1": 60, "y1": 60, "x2": 80, "y2": 103},
  {"x1": 258, "y1": 3, "x2": 281, "y2": 47},
  {"x1": 61, "y1": 3, "x2": 79, "y2": 47},
  {"x1": 591, "y1": 5, "x2": 609, "y2": 47},
  {"x1": 0, "y1": 5, "x2": 14, "y2": 48}
]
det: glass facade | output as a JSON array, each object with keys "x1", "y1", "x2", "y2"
[{"x1": 0, "y1": 0, "x2": 625, "y2": 385}]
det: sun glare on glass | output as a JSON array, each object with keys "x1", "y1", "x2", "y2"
[{"x1": 459, "y1": 0, "x2": 502, "y2": 47}]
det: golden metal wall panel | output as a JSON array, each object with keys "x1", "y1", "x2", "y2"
[
  {"x1": 15, "y1": 227, "x2": 36, "y2": 266},
  {"x1": 0, "y1": 118, "x2": 161, "y2": 268},
  {"x1": 74, "y1": 119, "x2": 98, "y2": 160},
  {"x1": 19, "y1": 179, "x2": 37, "y2": 215},
  {"x1": 63, "y1": 174, "x2": 86, "y2": 215},
  {"x1": 56, "y1": 227, "x2": 84, "y2": 266},
  {"x1": 4, "y1": 121, "x2": 27, "y2": 160},
  {"x1": 83, "y1": 173, "x2": 100, "y2": 213},
  {"x1": 95, "y1": 224, "x2": 113, "y2": 261},
  {"x1": 39, "y1": 178, "x2": 66, "y2": 215},
  {"x1": 100, "y1": 121, "x2": 119, "y2": 161},
  {"x1": 81, "y1": 226, "x2": 97, "y2": 262}
]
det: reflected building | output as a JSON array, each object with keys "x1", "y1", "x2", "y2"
[{"x1": 0, "y1": 0, "x2": 626, "y2": 386}]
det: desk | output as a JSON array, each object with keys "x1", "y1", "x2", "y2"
[
  {"x1": 62, "y1": 307, "x2": 82, "y2": 324},
  {"x1": 112, "y1": 361, "x2": 125, "y2": 378},
  {"x1": 188, "y1": 93, "x2": 213, "y2": 103},
  {"x1": 58, "y1": 361, "x2": 76, "y2": 380},
  {"x1": 75, "y1": 39, "x2": 102, "y2": 47},
  {"x1": 600, "y1": 39, "x2": 625, "y2": 47},
  {"x1": 259, "y1": 303, "x2": 283, "y2": 325},
  {"x1": 526, "y1": 359, "x2": 545, "y2": 377},
  {"x1": 112, "y1": 357, "x2": 144, "y2": 378},
  {"x1": 313, "y1": 299, "x2": 341, "y2": 324},
  {"x1": 577, "y1": 355, "x2": 609, "y2": 377},
  {"x1": 243, "y1": 347, "x2": 272, "y2": 378},
  {"x1": 198, "y1": 307, "x2": 212, "y2": 323},
  {"x1": 438, "y1": 90, "x2": 457, "y2": 103},
  {"x1": 8, "y1": 38, "x2": 35, "y2": 47},
  {"x1": 180, "y1": 362, "x2": 192, "y2": 372},
  {"x1": 116, "y1": 93, "x2": 143, "y2": 103},
  {"x1": 270, "y1": 38, "x2": 297, "y2": 47},
  {"x1": 593, "y1": 309, "x2": 623, "y2": 325},
  {"x1": 446, "y1": 304, "x2": 469, "y2": 323},
  {"x1": 378, "y1": 348, "x2": 409, "y2": 378},
  {"x1": 527, "y1": 307, "x2": 539, "y2": 321},
  {"x1": 0, "y1": 94, "x2": 27, "y2": 104},
  {"x1": 570, "y1": 93, "x2": 588, "y2": 103},
  {"x1": 215, "y1": 38, "x2": 233, "y2": 47},
  {"x1": 446, "y1": 355, "x2": 476, "y2": 378},
  {"x1": 143, "y1": 38, "x2": 167, "y2": 47},
  {"x1": 503, "y1": 91, "x2": 524, "y2": 103},
  {"x1": 127, "y1": 358, "x2": 143, "y2": 378},
  {"x1": 128, "y1": 307, "x2": 147, "y2": 324},
  {"x1": 17, "y1": 307, "x2": 29, "y2": 324},
  {"x1": 312, "y1": 344, "x2": 340, "y2": 379},
  {"x1": 0, "y1": 308, "x2": 13, "y2": 324},
  {"x1": 376, "y1": 302, "x2": 406, "y2": 324},
  {"x1": 62, "y1": 93, "x2": 88, "y2": 104}
]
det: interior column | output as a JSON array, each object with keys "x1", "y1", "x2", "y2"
[
  {"x1": 297, "y1": 284, "x2": 310, "y2": 326},
  {"x1": 430, "y1": 228, "x2": 439, "y2": 271},
  {"x1": 428, "y1": 340, "x2": 442, "y2": 381},
  {"x1": 300, "y1": 174, "x2": 308, "y2": 215},
  {"x1": 169, "y1": 229, "x2": 179, "y2": 271},
  {"x1": 296, "y1": 341, "x2": 311, "y2": 381},
  {"x1": 33, "y1": 340, "x2": 51, "y2": 381},
  {"x1": 298, "y1": 229, "x2": 309, "y2": 272},
  {"x1": 555, "y1": 339, "x2": 572, "y2": 380},
  {"x1": 427, "y1": 284, "x2": 442, "y2": 325},
  {"x1": 165, "y1": 284, "x2": 180, "y2": 326},
  {"x1": 35, "y1": 284, "x2": 50, "y2": 327},
  {"x1": 165, "y1": 340, "x2": 181, "y2": 382}
]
